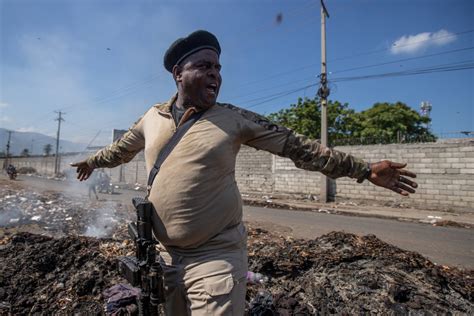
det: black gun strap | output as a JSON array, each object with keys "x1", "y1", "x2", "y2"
[{"x1": 146, "y1": 110, "x2": 205, "y2": 198}]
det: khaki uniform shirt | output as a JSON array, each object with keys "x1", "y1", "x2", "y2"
[{"x1": 87, "y1": 94, "x2": 368, "y2": 252}]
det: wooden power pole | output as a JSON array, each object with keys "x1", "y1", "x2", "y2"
[
  {"x1": 54, "y1": 111, "x2": 65, "y2": 175},
  {"x1": 4, "y1": 130, "x2": 12, "y2": 169}
]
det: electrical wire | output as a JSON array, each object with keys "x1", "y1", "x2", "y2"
[
  {"x1": 330, "y1": 46, "x2": 474, "y2": 75},
  {"x1": 331, "y1": 60, "x2": 474, "y2": 82},
  {"x1": 245, "y1": 83, "x2": 318, "y2": 109},
  {"x1": 233, "y1": 29, "x2": 474, "y2": 90},
  {"x1": 230, "y1": 47, "x2": 474, "y2": 104},
  {"x1": 242, "y1": 60, "x2": 474, "y2": 110},
  {"x1": 59, "y1": 73, "x2": 160, "y2": 112}
]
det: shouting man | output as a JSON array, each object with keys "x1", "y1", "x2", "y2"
[{"x1": 71, "y1": 30, "x2": 417, "y2": 315}]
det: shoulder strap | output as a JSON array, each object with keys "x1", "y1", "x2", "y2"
[{"x1": 146, "y1": 110, "x2": 205, "y2": 198}]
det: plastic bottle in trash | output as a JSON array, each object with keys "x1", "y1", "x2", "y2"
[{"x1": 246, "y1": 271, "x2": 269, "y2": 284}]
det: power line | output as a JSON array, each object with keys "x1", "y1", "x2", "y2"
[
  {"x1": 17, "y1": 74, "x2": 159, "y2": 134},
  {"x1": 59, "y1": 74, "x2": 160, "y2": 112},
  {"x1": 229, "y1": 75, "x2": 315, "y2": 102},
  {"x1": 229, "y1": 46, "x2": 474, "y2": 103},
  {"x1": 245, "y1": 83, "x2": 318, "y2": 109},
  {"x1": 242, "y1": 60, "x2": 474, "y2": 110},
  {"x1": 330, "y1": 46, "x2": 474, "y2": 75},
  {"x1": 233, "y1": 29, "x2": 474, "y2": 90},
  {"x1": 331, "y1": 60, "x2": 474, "y2": 82}
]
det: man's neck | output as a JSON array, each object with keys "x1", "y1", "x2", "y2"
[{"x1": 175, "y1": 94, "x2": 193, "y2": 110}]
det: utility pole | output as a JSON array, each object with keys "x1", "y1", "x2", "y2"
[
  {"x1": 54, "y1": 111, "x2": 65, "y2": 175},
  {"x1": 4, "y1": 130, "x2": 12, "y2": 169},
  {"x1": 318, "y1": 0, "x2": 330, "y2": 202}
]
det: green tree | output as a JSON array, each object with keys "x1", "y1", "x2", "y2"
[
  {"x1": 268, "y1": 98, "x2": 436, "y2": 145},
  {"x1": 267, "y1": 96, "x2": 356, "y2": 141},
  {"x1": 350, "y1": 102, "x2": 436, "y2": 143},
  {"x1": 43, "y1": 144, "x2": 53, "y2": 156},
  {"x1": 21, "y1": 148, "x2": 30, "y2": 157}
]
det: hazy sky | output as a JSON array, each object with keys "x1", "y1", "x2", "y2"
[{"x1": 1, "y1": 0, "x2": 473, "y2": 147}]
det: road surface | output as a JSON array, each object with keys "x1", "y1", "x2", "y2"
[{"x1": 4, "y1": 174, "x2": 474, "y2": 269}]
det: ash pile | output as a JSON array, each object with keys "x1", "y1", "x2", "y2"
[
  {"x1": 0, "y1": 186, "x2": 473, "y2": 314},
  {"x1": 246, "y1": 226, "x2": 473, "y2": 314},
  {"x1": 0, "y1": 233, "x2": 130, "y2": 314}
]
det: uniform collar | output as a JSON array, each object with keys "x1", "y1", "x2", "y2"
[
  {"x1": 153, "y1": 93, "x2": 177, "y2": 117},
  {"x1": 154, "y1": 92, "x2": 215, "y2": 118}
]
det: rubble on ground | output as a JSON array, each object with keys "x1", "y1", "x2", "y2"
[{"x1": 0, "y1": 182, "x2": 472, "y2": 315}]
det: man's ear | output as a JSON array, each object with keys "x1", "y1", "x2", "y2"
[{"x1": 172, "y1": 65, "x2": 182, "y2": 82}]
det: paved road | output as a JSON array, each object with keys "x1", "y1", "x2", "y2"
[{"x1": 5, "y1": 175, "x2": 474, "y2": 269}]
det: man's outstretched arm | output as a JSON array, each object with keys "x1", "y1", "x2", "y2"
[
  {"x1": 228, "y1": 104, "x2": 418, "y2": 196},
  {"x1": 70, "y1": 115, "x2": 146, "y2": 181}
]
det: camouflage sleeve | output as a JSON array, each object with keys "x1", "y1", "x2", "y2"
[
  {"x1": 86, "y1": 115, "x2": 146, "y2": 169},
  {"x1": 281, "y1": 132, "x2": 369, "y2": 180},
  {"x1": 220, "y1": 103, "x2": 369, "y2": 180}
]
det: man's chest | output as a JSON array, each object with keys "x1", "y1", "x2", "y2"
[{"x1": 142, "y1": 112, "x2": 241, "y2": 171}]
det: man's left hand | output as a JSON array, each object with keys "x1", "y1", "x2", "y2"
[{"x1": 368, "y1": 161, "x2": 417, "y2": 196}]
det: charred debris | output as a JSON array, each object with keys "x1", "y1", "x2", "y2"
[{"x1": 0, "y1": 185, "x2": 473, "y2": 315}]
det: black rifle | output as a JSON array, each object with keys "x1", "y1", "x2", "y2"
[{"x1": 117, "y1": 197, "x2": 165, "y2": 316}]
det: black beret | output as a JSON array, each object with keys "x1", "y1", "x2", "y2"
[{"x1": 164, "y1": 30, "x2": 221, "y2": 72}]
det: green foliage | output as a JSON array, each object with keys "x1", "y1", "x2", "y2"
[
  {"x1": 267, "y1": 97, "x2": 356, "y2": 140},
  {"x1": 349, "y1": 102, "x2": 436, "y2": 143},
  {"x1": 268, "y1": 97, "x2": 436, "y2": 145}
]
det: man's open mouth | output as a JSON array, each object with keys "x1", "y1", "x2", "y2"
[{"x1": 206, "y1": 83, "x2": 217, "y2": 95}]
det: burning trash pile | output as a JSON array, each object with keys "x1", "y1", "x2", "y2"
[
  {"x1": 0, "y1": 184, "x2": 473, "y2": 314},
  {"x1": 0, "y1": 186, "x2": 132, "y2": 239}
]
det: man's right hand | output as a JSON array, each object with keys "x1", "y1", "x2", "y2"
[{"x1": 70, "y1": 160, "x2": 95, "y2": 181}]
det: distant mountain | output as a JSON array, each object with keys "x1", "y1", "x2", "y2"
[{"x1": 0, "y1": 128, "x2": 88, "y2": 156}]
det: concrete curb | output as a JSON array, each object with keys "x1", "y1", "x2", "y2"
[{"x1": 242, "y1": 198, "x2": 474, "y2": 229}]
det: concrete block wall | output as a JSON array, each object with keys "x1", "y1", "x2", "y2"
[
  {"x1": 2, "y1": 154, "x2": 87, "y2": 177},
  {"x1": 235, "y1": 148, "x2": 274, "y2": 193},
  {"x1": 331, "y1": 140, "x2": 474, "y2": 209},
  {"x1": 3, "y1": 138, "x2": 473, "y2": 211},
  {"x1": 245, "y1": 139, "x2": 473, "y2": 210}
]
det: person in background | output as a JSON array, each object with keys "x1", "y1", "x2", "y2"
[{"x1": 87, "y1": 171, "x2": 99, "y2": 200}]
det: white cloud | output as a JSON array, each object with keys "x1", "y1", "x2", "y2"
[
  {"x1": 0, "y1": 102, "x2": 9, "y2": 109},
  {"x1": 390, "y1": 29, "x2": 457, "y2": 54},
  {"x1": 431, "y1": 29, "x2": 457, "y2": 45}
]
